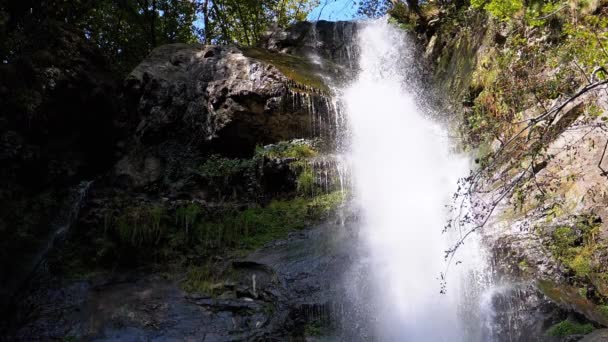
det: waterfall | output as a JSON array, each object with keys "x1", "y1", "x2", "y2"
[{"x1": 341, "y1": 20, "x2": 489, "y2": 341}]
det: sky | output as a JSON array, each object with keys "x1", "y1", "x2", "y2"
[
  {"x1": 307, "y1": 0, "x2": 360, "y2": 21},
  {"x1": 194, "y1": 0, "x2": 359, "y2": 31}
]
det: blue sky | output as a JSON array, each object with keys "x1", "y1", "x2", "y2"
[
  {"x1": 307, "y1": 0, "x2": 360, "y2": 21},
  {"x1": 194, "y1": 1, "x2": 359, "y2": 30}
]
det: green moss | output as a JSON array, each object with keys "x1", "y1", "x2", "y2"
[
  {"x1": 256, "y1": 140, "x2": 325, "y2": 197},
  {"x1": 256, "y1": 140, "x2": 318, "y2": 159},
  {"x1": 297, "y1": 167, "x2": 316, "y2": 196},
  {"x1": 241, "y1": 47, "x2": 329, "y2": 92},
  {"x1": 199, "y1": 155, "x2": 255, "y2": 178},
  {"x1": 518, "y1": 259, "x2": 529, "y2": 272},
  {"x1": 472, "y1": 0, "x2": 523, "y2": 21},
  {"x1": 546, "y1": 320, "x2": 594, "y2": 337},
  {"x1": 548, "y1": 217, "x2": 601, "y2": 279},
  {"x1": 598, "y1": 305, "x2": 608, "y2": 319},
  {"x1": 570, "y1": 250, "x2": 593, "y2": 277}
]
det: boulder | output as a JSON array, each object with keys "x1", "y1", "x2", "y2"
[
  {"x1": 116, "y1": 43, "x2": 337, "y2": 191},
  {"x1": 260, "y1": 20, "x2": 359, "y2": 71}
]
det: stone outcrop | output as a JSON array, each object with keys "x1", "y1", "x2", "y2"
[
  {"x1": 260, "y1": 20, "x2": 359, "y2": 73},
  {"x1": 422, "y1": 8, "x2": 608, "y2": 338},
  {"x1": 115, "y1": 42, "x2": 339, "y2": 192}
]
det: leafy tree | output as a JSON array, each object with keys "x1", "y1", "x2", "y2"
[
  {"x1": 197, "y1": 0, "x2": 320, "y2": 45},
  {"x1": 1, "y1": 0, "x2": 320, "y2": 73},
  {"x1": 80, "y1": 0, "x2": 198, "y2": 73},
  {"x1": 470, "y1": 0, "x2": 523, "y2": 20},
  {"x1": 1, "y1": 0, "x2": 198, "y2": 73},
  {"x1": 357, "y1": 0, "x2": 424, "y2": 20},
  {"x1": 357, "y1": 0, "x2": 392, "y2": 17}
]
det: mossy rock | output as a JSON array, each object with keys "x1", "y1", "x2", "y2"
[
  {"x1": 538, "y1": 280, "x2": 608, "y2": 327},
  {"x1": 546, "y1": 319, "x2": 595, "y2": 337},
  {"x1": 242, "y1": 47, "x2": 330, "y2": 93}
]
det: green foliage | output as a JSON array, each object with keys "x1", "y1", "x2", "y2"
[
  {"x1": 297, "y1": 167, "x2": 317, "y2": 196},
  {"x1": 525, "y1": 1, "x2": 562, "y2": 27},
  {"x1": 546, "y1": 320, "x2": 594, "y2": 336},
  {"x1": 93, "y1": 189, "x2": 344, "y2": 266},
  {"x1": 192, "y1": 191, "x2": 345, "y2": 252},
  {"x1": 471, "y1": 0, "x2": 523, "y2": 20},
  {"x1": 198, "y1": 154, "x2": 258, "y2": 197},
  {"x1": 199, "y1": 155, "x2": 256, "y2": 179},
  {"x1": 518, "y1": 259, "x2": 529, "y2": 272},
  {"x1": 358, "y1": 0, "x2": 393, "y2": 17},
  {"x1": 304, "y1": 321, "x2": 325, "y2": 336},
  {"x1": 549, "y1": 217, "x2": 601, "y2": 279},
  {"x1": 598, "y1": 305, "x2": 608, "y2": 319},
  {"x1": 115, "y1": 204, "x2": 167, "y2": 247},
  {"x1": 586, "y1": 104, "x2": 604, "y2": 118},
  {"x1": 181, "y1": 263, "x2": 220, "y2": 294},
  {"x1": 256, "y1": 140, "x2": 318, "y2": 159},
  {"x1": 176, "y1": 203, "x2": 202, "y2": 237},
  {"x1": 559, "y1": 15, "x2": 608, "y2": 74},
  {"x1": 200, "y1": 0, "x2": 319, "y2": 45},
  {"x1": 4, "y1": 0, "x2": 319, "y2": 73},
  {"x1": 551, "y1": 227, "x2": 577, "y2": 255}
]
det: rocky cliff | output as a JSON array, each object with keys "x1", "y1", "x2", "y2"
[
  {"x1": 1, "y1": 20, "x2": 357, "y2": 341},
  {"x1": 415, "y1": 5, "x2": 608, "y2": 340}
]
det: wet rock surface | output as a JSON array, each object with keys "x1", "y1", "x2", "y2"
[
  {"x1": 580, "y1": 329, "x2": 608, "y2": 341},
  {"x1": 260, "y1": 20, "x2": 359, "y2": 73},
  {"x1": 9, "y1": 224, "x2": 355, "y2": 341}
]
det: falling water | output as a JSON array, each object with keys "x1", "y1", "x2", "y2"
[{"x1": 342, "y1": 20, "x2": 487, "y2": 341}]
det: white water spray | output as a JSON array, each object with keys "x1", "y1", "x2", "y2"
[{"x1": 342, "y1": 20, "x2": 486, "y2": 341}]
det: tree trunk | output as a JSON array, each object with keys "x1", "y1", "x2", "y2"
[
  {"x1": 211, "y1": 0, "x2": 231, "y2": 43},
  {"x1": 150, "y1": 0, "x2": 157, "y2": 47},
  {"x1": 202, "y1": 0, "x2": 211, "y2": 44}
]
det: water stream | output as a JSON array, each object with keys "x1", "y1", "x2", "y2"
[{"x1": 341, "y1": 20, "x2": 488, "y2": 341}]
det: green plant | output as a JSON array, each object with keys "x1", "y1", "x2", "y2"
[
  {"x1": 549, "y1": 217, "x2": 601, "y2": 279},
  {"x1": 471, "y1": 0, "x2": 524, "y2": 20},
  {"x1": 115, "y1": 204, "x2": 167, "y2": 247},
  {"x1": 304, "y1": 321, "x2": 324, "y2": 336},
  {"x1": 598, "y1": 305, "x2": 608, "y2": 319},
  {"x1": 181, "y1": 264, "x2": 220, "y2": 295},
  {"x1": 256, "y1": 140, "x2": 318, "y2": 159},
  {"x1": 297, "y1": 167, "x2": 316, "y2": 196},
  {"x1": 191, "y1": 191, "x2": 345, "y2": 252},
  {"x1": 546, "y1": 320, "x2": 594, "y2": 337},
  {"x1": 199, "y1": 155, "x2": 253, "y2": 178},
  {"x1": 176, "y1": 203, "x2": 202, "y2": 237}
]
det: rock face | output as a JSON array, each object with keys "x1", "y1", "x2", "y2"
[
  {"x1": 580, "y1": 329, "x2": 608, "y2": 342},
  {"x1": 116, "y1": 43, "x2": 338, "y2": 192},
  {"x1": 260, "y1": 20, "x2": 360, "y2": 72},
  {"x1": 0, "y1": 21, "x2": 119, "y2": 313},
  {"x1": 126, "y1": 44, "x2": 302, "y2": 156},
  {"x1": 4, "y1": 20, "x2": 356, "y2": 340},
  {"x1": 423, "y1": 8, "x2": 608, "y2": 337}
]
